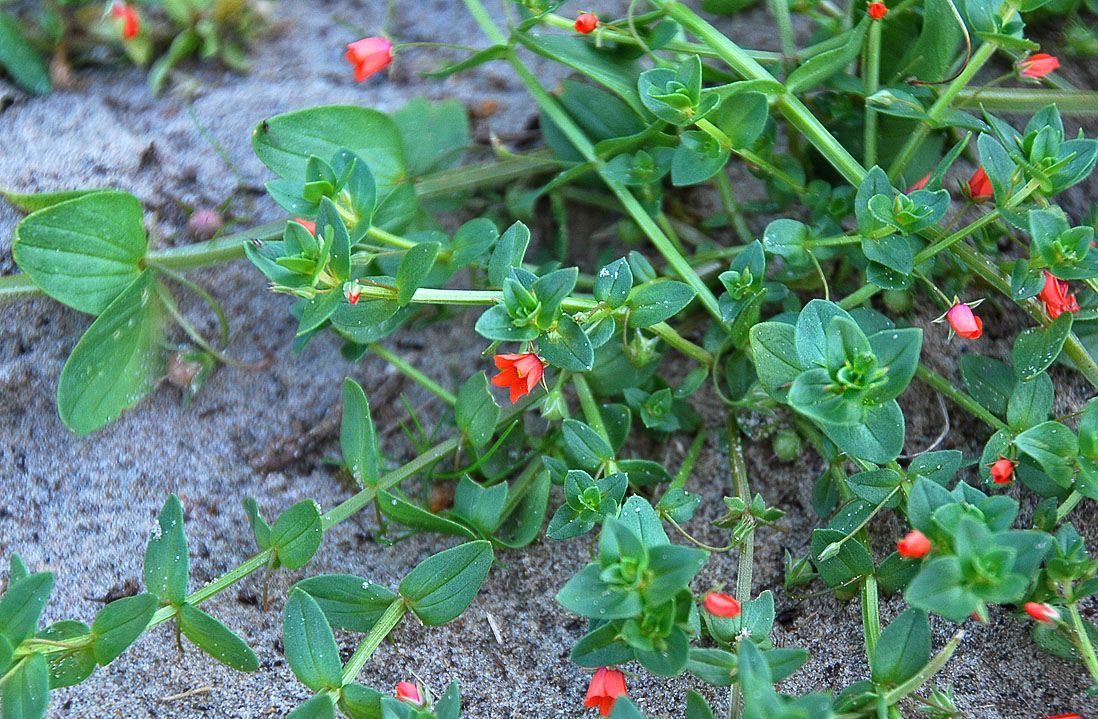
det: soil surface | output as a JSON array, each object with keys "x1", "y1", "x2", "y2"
[{"x1": 1, "y1": 1, "x2": 1096, "y2": 718}]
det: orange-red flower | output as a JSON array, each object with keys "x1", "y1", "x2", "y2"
[
  {"x1": 294, "y1": 218, "x2": 316, "y2": 235},
  {"x1": 1041, "y1": 715, "x2": 1082, "y2": 719},
  {"x1": 396, "y1": 682, "x2": 423, "y2": 706},
  {"x1": 346, "y1": 37, "x2": 393, "y2": 82},
  {"x1": 584, "y1": 667, "x2": 627, "y2": 717},
  {"x1": 704, "y1": 592, "x2": 742, "y2": 617},
  {"x1": 990, "y1": 458, "x2": 1015, "y2": 484},
  {"x1": 111, "y1": 2, "x2": 140, "y2": 40},
  {"x1": 575, "y1": 13, "x2": 599, "y2": 34},
  {"x1": 968, "y1": 167, "x2": 993, "y2": 201},
  {"x1": 868, "y1": 1, "x2": 888, "y2": 18},
  {"x1": 897, "y1": 530, "x2": 931, "y2": 558},
  {"x1": 491, "y1": 353, "x2": 545, "y2": 403},
  {"x1": 1024, "y1": 602, "x2": 1060, "y2": 624},
  {"x1": 1038, "y1": 271, "x2": 1080, "y2": 319},
  {"x1": 1018, "y1": 53, "x2": 1060, "y2": 79},
  {"x1": 905, "y1": 172, "x2": 931, "y2": 194},
  {"x1": 946, "y1": 303, "x2": 982, "y2": 339}
]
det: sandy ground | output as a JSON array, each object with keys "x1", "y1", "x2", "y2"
[{"x1": 1, "y1": 0, "x2": 1097, "y2": 717}]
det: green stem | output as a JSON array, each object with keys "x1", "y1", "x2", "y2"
[
  {"x1": 670, "y1": 429, "x2": 707, "y2": 491},
  {"x1": 713, "y1": 172, "x2": 753, "y2": 243},
  {"x1": 151, "y1": 265, "x2": 231, "y2": 349},
  {"x1": 340, "y1": 599, "x2": 408, "y2": 685},
  {"x1": 1057, "y1": 491, "x2": 1083, "y2": 523},
  {"x1": 915, "y1": 364, "x2": 1009, "y2": 432},
  {"x1": 1067, "y1": 600, "x2": 1098, "y2": 688},
  {"x1": 727, "y1": 412, "x2": 753, "y2": 719},
  {"x1": 769, "y1": 0, "x2": 797, "y2": 68},
  {"x1": 368, "y1": 343, "x2": 457, "y2": 405},
  {"x1": 883, "y1": 630, "x2": 966, "y2": 703},
  {"x1": 572, "y1": 373, "x2": 609, "y2": 440},
  {"x1": 863, "y1": 19, "x2": 882, "y2": 168},
  {"x1": 954, "y1": 88, "x2": 1098, "y2": 115},
  {"x1": 861, "y1": 576, "x2": 881, "y2": 659}
]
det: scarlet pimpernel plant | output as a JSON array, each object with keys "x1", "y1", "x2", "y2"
[{"x1": 4, "y1": 0, "x2": 1098, "y2": 715}]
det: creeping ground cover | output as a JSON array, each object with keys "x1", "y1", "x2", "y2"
[{"x1": 4, "y1": 0, "x2": 1098, "y2": 717}]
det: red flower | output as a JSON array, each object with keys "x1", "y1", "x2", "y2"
[
  {"x1": 575, "y1": 13, "x2": 599, "y2": 34},
  {"x1": 111, "y1": 2, "x2": 140, "y2": 40},
  {"x1": 905, "y1": 172, "x2": 931, "y2": 194},
  {"x1": 346, "y1": 37, "x2": 393, "y2": 82},
  {"x1": 1024, "y1": 602, "x2": 1060, "y2": 624},
  {"x1": 396, "y1": 682, "x2": 423, "y2": 706},
  {"x1": 584, "y1": 667, "x2": 627, "y2": 717},
  {"x1": 990, "y1": 458, "x2": 1015, "y2": 484},
  {"x1": 968, "y1": 167, "x2": 993, "y2": 201},
  {"x1": 491, "y1": 353, "x2": 545, "y2": 403},
  {"x1": 1018, "y1": 53, "x2": 1060, "y2": 79},
  {"x1": 294, "y1": 218, "x2": 316, "y2": 235},
  {"x1": 946, "y1": 303, "x2": 982, "y2": 339},
  {"x1": 897, "y1": 529, "x2": 931, "y2": 558},
  {"x1": 867, "y1": 2, "x2": 888, "y2": 18},
  {"x1": 1038, "y1": 271, "x2": 1080, "y2": 319},
  {"x1": 1041, "y1": 715, "x2": 1082, "y2": 719},
  {"x1": 704, "y1": 592, "x2": 742, "y2": 618}
]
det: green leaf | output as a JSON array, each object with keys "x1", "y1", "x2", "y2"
[
  {"x1": 283, "y1": 588, "x2": 343, "y2": 691},
  {"x1": 0, "y1": 573, "x2": 53, "y2": 648},
  {"x1": 866, "y1": 327, "x2": 922, "y2": 403},
  {"x1": 453, "y1": 476, "x2": 509, "y2": 536},
  {"x1": 904, "y1": 557, "x2": 976, "y2": 622},
  {"x1": 456, "y1": 372, "x2": 499, "y2": 448},
  {"x1": 91, "y1": 594, "x2": 157, "y2": 666},
  {"x1": 789, "y1": 367, "x2": 864, "y2": 426},
  {"x1": 906, "y1": 475, "x2": 956, "y2": 534},
  {"x1": 515, "y1": 34, "x2": 646, "y2": 117},
  {"x1": 557, "y1": 564, "x2": 642, "y2": 619},
  {"x1": 396, "y1": 242, "x2": 439, "y2": 307},
  {"x1": 317, "y1": 197, "x2": 350, "y2": 281},
  {"x1": 474, "y1": 304, "x2": 539, "y2": 342},
  {"x1": 628, "y1": 281, "x2": 696, "y2": 327},
  {"x1": 786, "y1": 18, "x2": 869, "y2": 94},
  {"x1": 1013, "y1": 313, "x2": 1073, "y2": 381},
  {"x1": 488, "y1": 222, "x2": 531, "y2": 288},
  {"x1": 178, "y1": 603, "x2": 259, "y2": 672},
  {"x1": 1006, "y1": 373, "x2": 1054, "y2": 431},
  {"x1": 795, "y1": 299, "x2": 854, "y2": 369},
  {"x1": 495, "y1": 472, "x2": 551, "y2": 549},
  {"x1": 143, "y1": 494, "x2": 188, "y2": 607},
  {"x1": 342, "y1": 378, "x2": 381, "y2": 486},
  {"x1": 0, "y1": 14, "x2": 50, "y2": 94},
  {"x1": 562, "y1": 419, "x2": 614, "y2": 472},
  {"x1": 539, "y1": 315, "x2": 594, "y2": 371},
  {"x1": 0, "y1": 653, "x2": 49, "y2": 719},
  {"x1": 1, "y1": 189, "x2": 106, "y2": 214},
  {"x1": 56, "y1": 270, "x2": 165, "y2": 435},
  {"x1": 811, "y1": 529, "x2": 874, "y2": 586},
  {"x1": 687, "y1": 690, "x2": 715, "y2": 719},
  {"x1": 252, "y1": 106, "x2": 405, "y2": 194},
  {"x1": 294, "y1": 575, "x2": 398, "y2": 634},
  {"x1": 287, "y1": 694, "x2": 335, "y2": 719},
  {"x1": 594, "y1": 258, "x2": 633, "y2": 309},
  {"x1": 340, "y1": 683, "x2": 385, "y2": 719},
  {"x1": 270, "y1": 500, "x2": 323, "y2": 570},
  {"x1": 37, "y1": 621, "x2": 94, "y2": 688},
  {"x1": 711, "y1": 92, "x2": 769, "y2": 150},
  {"x1": 959, "y1": 355, "x2": 1014, "y2": 415},
  {"x1": 871, "y1": 608, "x2": 930, "y2": 685},
  {"x1": 13, "y1": 191, "x2": 148, "y2": 314},
  {"x1": 378, "y1": 491, "x2": 476, "y2": 540},
  {"x1": 749, "y1": 321, "x2": 800, "y2": 402},
  {"x1": 399, "y1": 541, "x2": 494, "y2": 626},
  {"x1": 451, "y1": 218, "x2": 498, "y2": 267},
  {"x1": 1015, "y1": 421, "x2": 1078, "y2": 486},
  {"x1": 671, "y1": 131, "x2": 731, "y2": 186},
  {"x1": 242, "y1": 498, "x2": 272, "y2": 551},
  {"x1": 392, "y1": 97, "x2": 470, "y2": 177},
  {"x1": 819, "y1": 399, "x2": 905, "y2": 464},
  {"x1": 435, "y1": 682, "x2": 461, "y2": 719},
  {"x1": 847, "y1": 469, "x2": 903, "y2": 507}
]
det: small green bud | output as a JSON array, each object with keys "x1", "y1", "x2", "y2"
[
  {"x1": 772, "y1": 428, "x2": 802, "y2": 462},
  {"x1": 882, "y1": 289, "x2": 913, "y2": 314}
]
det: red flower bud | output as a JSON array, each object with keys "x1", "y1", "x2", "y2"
[
  {"x1": 897, "y1": 530, "x2": 931, "y2": 558},
  {"x1": 946, "y1": 303, "x2": 983, "y2": 339},
  {"x1": 1038, "y1": 270, "x2": 1080, "y2": 319},
  {"x1": 575, "y1": 13, "x2": 599, "y2": 34},
  {"x1": 968, "y1": 167, "x2": 993, "y2": 201},
  {"x1": 867, "y1": 2, "x2": 888, "y2": 18},
  {"x1": 346, "y1": 37, "x2": 393, "y2": 82},
  {"x1": 294, "y1": 218, "x2": 317, "y2": 235},
  {"x1": 1024, "y1": 602, "x2": 1060, "y2": 624},
  {"x1": 990, "y1": 458, "x2": 1015, "y2": 484},
  {"x1": 111, "y1": 2, "x2": 140, "y2": 40},
  {"x1": 905, "y1": 172, "x2": 931, "y2": 194},
  {"x1": 491, "y1": 353, "x2": 545, "y2": 403},
  {"x1": 584, "y1": 667, "x2": 627, "y2": 717},
  {"x1": 1041, "y1": 715, "x2": 1082, "y2": 719},
  {"x1": 396, "y1": 682, "x2": 423, "y2": 706},
  {"x1": 704, "y1": 592, "x2": 742, "y2": 617},
  {"x1": 1018, "y1": 53, "x2": 1060, "y2": 79}
]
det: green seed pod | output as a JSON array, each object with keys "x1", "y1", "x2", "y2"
[
  {"x1": 772, "y1": 428, "x2": 802, "y2": 462},
  {"x1": 882, "y1": 289, "x2": 913, "y2": 314}
]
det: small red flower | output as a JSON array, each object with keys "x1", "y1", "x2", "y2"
[
  {"x1": 990, "y1": 458, "x2": 1015, "y2": 484},
  {"x1": 396, "y1": 682, "x2": 423, "y2": 706},
  {"x1": 575, "y1": 13, "x2": 599, "y2": 34},
  {"x1": 905, "y1": 172, "x2": 931, "y2": 194},
  {"x1": 867, "y1": 1, "x2": 888, "y2": 19},
  {"x1": 704, "y1": 592, "x2": 742, "y2": 618},
  {"x1": 1018, "y1": 53, "x2": 1060, "y2": 79},
  {"x1": 294, "y1": 218, "x2": 317, "y2": 235},
  {"x1": 968, "y1": 167, "x2": 993, "y2": 201},
  {"x1": 1041, "y1": 715, "x2": 1082, "y2": 719},
  {"x1": 1024, "y1": 602, "x2": 1060, "y2": 624},
  {"x1": 584, "y1": 667, "x2": 627, "y2": 717},
  {"x1": 897, "y1": 530, "x2": 931, "y2": 558},
  {"x1": 1038, "y1": 271, "x2": 1080, "y2": 319},
  {"x1": 946, "y1": 303, "x2": 983, "y2": 339},
  {"x1": 491, "y1": 353, "x2": 545, "y2": 403},
  {"x1": 346, "y1": 37, "x2": 393, "y2": 82},
  {"x1": 111, "y1": 2, "x2": 140, "y2": 40}
]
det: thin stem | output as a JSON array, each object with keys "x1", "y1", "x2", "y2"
[
  {"x1": 915, "y1": 364, "x2": 1009, "y2": 432},
  {"x1": 368, "y1": 343, "x2": 457, "y2": 405},
  {"x1": 1057, "y1": 491, "x2": 1083, "y2": 523},
  {"x1": 713, "y1": 172, "x2": 753, "y2": 244},
  {"x1": 954, "y1": 88, "x2": 1098, "y2": 115},
  {"x1": 151, "y1": 265, "x2": 231, "y2": 349},
  {"x1": 340, "y1": 599, "x2": 408, "y2": 685},
  {"x1": 727, "y1": 411, "x2": 753, "y2": 719},
  {"x1": 863, "y1": 20, "x2": 882, "y2": 168},
  {"x1": 1067, "y1": 600, "x2": 1098, "y2": 688},
  {"x1": 670, "y1": 430, "x2": 707, "y2": 491},
  {"x1": 883, "y1": 630, "x2": 966, "y2": 703}
]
